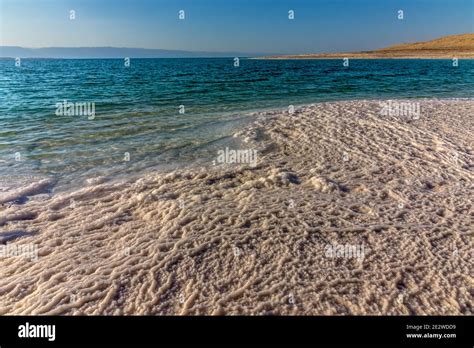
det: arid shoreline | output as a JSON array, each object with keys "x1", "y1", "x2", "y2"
[
  {"x1": 256, "y1": 33, "x2": 474, "y2": 60},
  {"x1": 255, "y1": 53, "x2": 474, "y2": 59}
]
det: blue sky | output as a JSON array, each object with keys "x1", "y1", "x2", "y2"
[{"x1": 1, "y1": 0, "x2": 473, "y2": 54}]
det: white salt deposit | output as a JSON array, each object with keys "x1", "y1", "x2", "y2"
[{"x1": 0, "y1": 99, "x2": 472, "y2": 315}]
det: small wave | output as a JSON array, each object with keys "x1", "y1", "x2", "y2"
[{"x1": 0, "y1": 178, "x2": 55, "y2": 204}]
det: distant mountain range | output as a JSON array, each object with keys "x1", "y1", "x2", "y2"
[
  {"x1": 4, "y1": 34, "x2": 473, "y2": 59},
  {"x1": 259, "y1": 33, "x2": 474, "y2": 59},
  {"x1": 0, "y1": 46, "x2": 263, "y2": 58}
]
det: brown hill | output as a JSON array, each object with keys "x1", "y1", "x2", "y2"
[
  {"x1": 381, "y1": 33, "x2": 474, "y2": 51},
  {"x1": 259, "y1": 33, "x2": 474, "y2": 59}
]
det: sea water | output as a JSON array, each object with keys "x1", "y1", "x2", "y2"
[{"x1": 1, "y1": 58, "x2": 473, "y2": 191}]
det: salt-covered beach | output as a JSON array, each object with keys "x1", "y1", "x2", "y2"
[{"x1": 1, "y1": 98, "x2": 472, "y2": 315}]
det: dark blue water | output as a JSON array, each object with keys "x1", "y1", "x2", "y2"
[{"x1": 0, "y1": 58, "x2": 473, "y2": 186}]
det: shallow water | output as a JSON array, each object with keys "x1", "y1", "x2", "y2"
[{"x1": 1, "y1": 58, "x2": 473, "y2": 190}]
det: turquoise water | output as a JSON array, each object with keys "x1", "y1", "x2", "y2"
[{"x1": 1, "y1": 58, "x2": 473, "y2": 188}]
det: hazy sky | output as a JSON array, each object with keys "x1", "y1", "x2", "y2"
[{"x1": 1, "y1": 0, "x2": 473, "y2": 54}]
